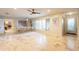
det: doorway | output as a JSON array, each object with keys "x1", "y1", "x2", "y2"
[{"x1": 63, "y1": 17, "x2": 77, "y2": 35}]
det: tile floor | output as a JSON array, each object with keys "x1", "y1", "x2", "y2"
[{"x1": 0, "y1": 32, "x2": 78, "y2": 51}]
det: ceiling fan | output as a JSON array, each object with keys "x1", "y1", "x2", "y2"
[{"x1": 27, "y1": 9, "x2": 40, "y2": 15}]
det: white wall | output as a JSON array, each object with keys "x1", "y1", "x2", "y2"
[
  {"x1": 77, "y1": 14, "x2": 79, "y2": 36},
  {"x1": 32, "y1": 14, "x2": 63, "y2": 37},
  {"x1": 32, "y1": 12, "x2": 79, "y2": 37}
]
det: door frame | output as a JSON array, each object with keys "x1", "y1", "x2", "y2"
[
  {"x1": 62, "y1": 15, "x2": 77, "y2": 35},
  {"x1": 66, "y1": 17, "x2": 77, "y2": 34}
]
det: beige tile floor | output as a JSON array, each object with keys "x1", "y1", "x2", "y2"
[{"x1": 0, "y1": 32, "x2": 78, "y2": 51}]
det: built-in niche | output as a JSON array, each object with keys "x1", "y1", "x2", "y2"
[{"x1": 4, "y1": 20, "x2": 12, "y2": 33}]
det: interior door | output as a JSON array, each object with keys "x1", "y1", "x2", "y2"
[{"x1": 66, "y1": 17, "x2": 77, "y2": 34}]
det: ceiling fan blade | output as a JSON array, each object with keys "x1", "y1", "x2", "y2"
[
  {"x1": 27, "y1": 9, "x2": 40, "y2": 15},
  {"x1": 32, "y1": 9, "x2": 35, "y2": 12},
  {"x1": 27, "y1": 10, "x2": 32, "y2": 12}
]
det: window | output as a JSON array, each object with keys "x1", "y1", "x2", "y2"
[
  {"x1": 67, "y1": 18, "x2": 75, "y2": 32},
  {"x1": 32, "y1": 19, "x2": 50, "y2": 30},
  {"x1": 46, "y1": 18, "x2": 50, "y2": 30}
]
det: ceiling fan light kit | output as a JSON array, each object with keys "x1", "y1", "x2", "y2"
[{"x1": 27, "y1": 9, "x2": 40, "y2": 15}]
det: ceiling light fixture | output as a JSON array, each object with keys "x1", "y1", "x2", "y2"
[
  {"x1": 66, "y1": 12, "x2": 76, "y2": 15},
  {"x1": 47, "y1": 9, "x2": 51, "y2": 12}
]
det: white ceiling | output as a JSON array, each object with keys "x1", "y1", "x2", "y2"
[{"x1": 0, "y1": 8, "x2": 78, "y2": 19}]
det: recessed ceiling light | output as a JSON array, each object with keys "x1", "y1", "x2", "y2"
[
  {"x1": 66, "y1": 12, "x2": 76, "y2": 15},
  {"x1": 47, "y1": 9, "x2": 51, "y2": 12}
]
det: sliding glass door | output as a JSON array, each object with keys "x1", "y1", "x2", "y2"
[
  {"x1": 66, "y1": 17, "x2": 77, "y2": 34},
  {"x1": 32, "y1": 19, "x2": 49, "y2": 30}
]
